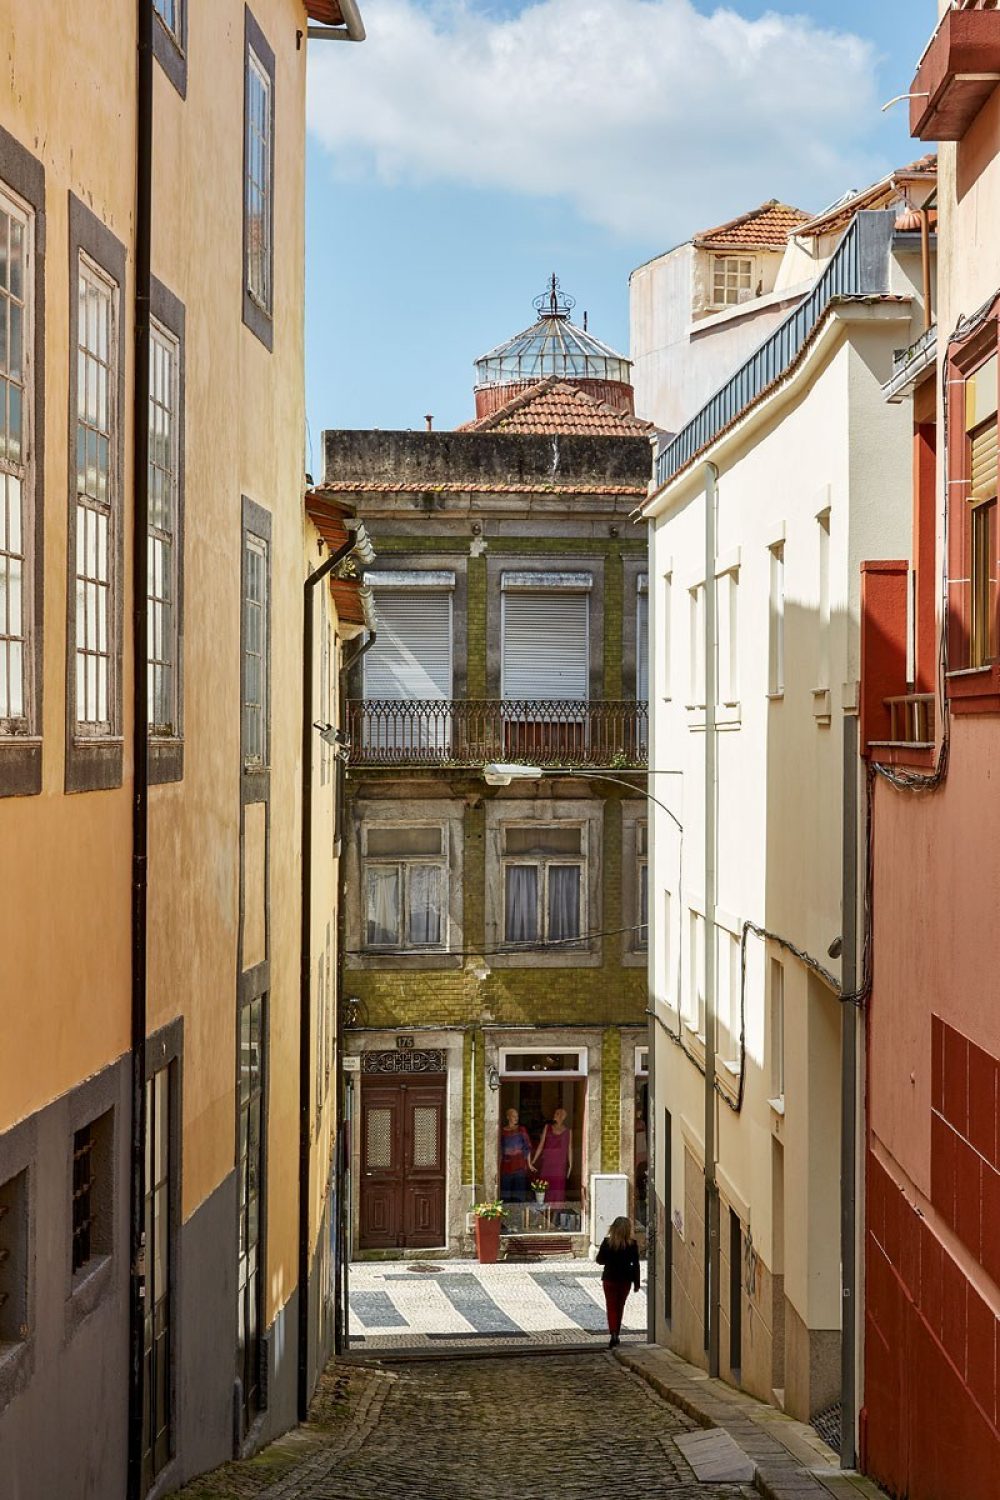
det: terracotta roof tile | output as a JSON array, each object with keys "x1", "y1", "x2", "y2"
[
  {"x1": 315, "y1": 479, "x2": 648, "y2": 497},
  {"x1": 304, "y1": 1, "x2": 345, "y2": 22},
  {"x1": 798, "y1": 157, "x2": 938, "y2": 237},
  {"x1": 694, "y1": 200, "x2": 811, "y2": 251},
  {"x1": 460, "y1": 377, "x2": 654, "y2": 437}
]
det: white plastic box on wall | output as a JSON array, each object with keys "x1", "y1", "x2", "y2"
[{"x1": 590, "y1": 1173, "x2": 629, "y2": 1252}]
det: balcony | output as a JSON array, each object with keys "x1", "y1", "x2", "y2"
[
  {"x1": 910, "y1": 7, "x2": 1000, "y2": 142},
  {"x1": 346, "y1": 699, "x2": 648, "y2": 769},
  {"x1": 879, "y1": 693, "x2": 936, "y2": 749}
]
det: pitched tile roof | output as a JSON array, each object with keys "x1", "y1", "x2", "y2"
[
  {"x1": 693, "y1": 200, "x2": 812, "y2": 251},
  {"x1": 797, "y1": 157, "x2": 938, "y2": 238},
  {"x1": 460, "y1": 377, "x2": 654, "y2": 437}
]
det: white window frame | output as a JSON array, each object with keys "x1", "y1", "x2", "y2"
[
  {"x1": 717, "y1": 566, "x2": 739, "y2": 706},
  {"x1": 148, "y1": 318, "x2": 180, "y2": 738},
  {"x1": 634, "y1": 1045, "x2": 649, "y2": 1075},
  {"x1": 0, "y1": 185, "x2": 34, "y2": 736},
  {"x1": 687, "y1": 909, "x2": 706, "y2": 1037},
  {"x1": 688, "y1": 584, "x2": 705, "y2": 709},
  {"x1": 768, "y1": 542, "x2": 785, "y2": 696},
  {"x1": 769, "y1": 956, "x2": 785, "y2": 1103},
  {"x1": 661, "y1": 570, "x2": 672, "y2": 701},
  {"x1": 362, "y1": 822, "x2": 449, "y2": 952},
  {"x1": 74, "y1": 254, "x2": 118, "y2": 738},
  {"x1": 245, "y1": 46, "x2": 272, "y2": 315},
  {"x1": 500, "y1": 822, "x2": 588, "y2": 948},
  {"x1": 712, "y1": 255, "x2": 755, "y2": 307},
  {"x1": 498, "y1": 1046, "x2": 588, "y2": 1078},
  {"x1": 242, "y1": 533, "x2": 268, "y2": 770},
  {"x1": 817, "y1": 508, "x2": 831, "y2": 690}
]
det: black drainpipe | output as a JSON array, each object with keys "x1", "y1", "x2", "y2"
[
  {"x1": 332, "y1": 629, "x2": 375, "y2": 1357},
  {"x1": 127, "y1": 0, "x2": 154, "y2": 1494},
  {"x1": 297, "y1": 537, "x2": 362, "y2": 1422}
]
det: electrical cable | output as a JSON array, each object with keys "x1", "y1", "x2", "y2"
[{"x1": 345, "y1": 920, "x2": 649, "y2": 960}]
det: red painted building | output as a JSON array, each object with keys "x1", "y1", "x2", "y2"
[{"x1": 860, "y1": 5, "x2": 1000, "y2": 1495}]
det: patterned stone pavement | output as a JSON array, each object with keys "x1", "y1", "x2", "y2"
[
  {"x1": 180, "y1": 1353, "x2": 757, "y2": 1500},
  {"x1": 347, "y1": 1257, "x2": 648, "y2": 1349}
]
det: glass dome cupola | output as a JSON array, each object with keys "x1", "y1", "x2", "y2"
[{"x1": 473, "y1": 276, "x2": 634, "y2": 419}]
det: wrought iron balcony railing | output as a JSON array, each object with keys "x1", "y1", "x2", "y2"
[{"x1": 346, "y1": 698, "x2": 649, "y2": 769}]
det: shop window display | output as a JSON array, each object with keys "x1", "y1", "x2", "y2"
[{"x1": 497, "y1": 1069, "x2": 585, "y2": 1233}]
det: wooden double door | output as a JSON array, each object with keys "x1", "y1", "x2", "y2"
[{"x1": 360, "y1": 1075, "x2": 446, "y2": 1250}]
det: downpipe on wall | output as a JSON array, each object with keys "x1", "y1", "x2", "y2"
[
  {"x1": 127, "y1": 2, "x2": 154, "y2": 1493},
  {"x1": 841, "y1": 715, "x2": 860, "y2": 1466},
  {"x1": 299, "y1": 536, "x2": 373, "y2": 1419}
]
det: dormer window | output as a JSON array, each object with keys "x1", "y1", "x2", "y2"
[{"x1": 713, "y1": 256, "x2": 755, "y2": 307}]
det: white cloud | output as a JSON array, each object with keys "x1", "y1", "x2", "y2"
[{"x1": 307, "y1": 0, "x2": 886, "y2": 242}]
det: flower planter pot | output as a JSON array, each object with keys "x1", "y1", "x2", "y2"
[
  {"x1": 474, "y1": 1215, "x2": 502, "y2": 1263},
  {"x1": 533, "y1": 1192, "x2": 546, "y2": 1204}
]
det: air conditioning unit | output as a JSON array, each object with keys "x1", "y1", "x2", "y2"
[{"x1": 589, "y1": 1173, "x2": 629, "y2": 1252}]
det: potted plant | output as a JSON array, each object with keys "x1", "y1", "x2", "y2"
[
  {"x1": 531, "y1": 1178, "x2": 549, "y2": 1204},
  {"x1": 472, "y1": 1200, "x2": 504, "y2": 1263}
]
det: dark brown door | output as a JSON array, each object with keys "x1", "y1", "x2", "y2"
[{"x1": 360, "y1": 1076, "x2": 445, "y2": 1250}]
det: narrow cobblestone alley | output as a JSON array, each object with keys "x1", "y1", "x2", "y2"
[{"x1": 180, "y1": 1353, "x2": 757, "y2": 1500}]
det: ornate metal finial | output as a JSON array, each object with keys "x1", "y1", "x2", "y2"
[{"x1": 533, "y1": 273, "x2": 575, "y2": 320}]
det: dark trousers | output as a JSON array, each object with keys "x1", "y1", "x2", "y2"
[{"x1": 603, "y1": 1278, "x2": 631, "y2": 1336}]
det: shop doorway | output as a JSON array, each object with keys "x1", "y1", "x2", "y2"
[
  {"x1": 359, "y1": 1074, "x2": 446, "y2": 1250},
  {"x1": 497, "y1": 1047, "x2": 587, "y2": 1235}
]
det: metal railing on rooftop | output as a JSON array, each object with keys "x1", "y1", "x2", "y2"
[
  {"x1": 655, "y1": 210, "x2": 898, "y2": 489},
  {"x1": 346, "y1": 698, "x2": 648, "y2": 769}
]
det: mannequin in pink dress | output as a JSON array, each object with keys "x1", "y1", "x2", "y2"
[{"x1": 530, "y1": 1107, "x2": 573, "y2": 1203}]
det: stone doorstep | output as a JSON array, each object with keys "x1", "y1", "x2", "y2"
[{"x1": 616, "y1": 1346, "x2": 889, "y2": 1500}]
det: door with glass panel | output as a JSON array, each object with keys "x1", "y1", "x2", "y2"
[
  {"x1": 142, "y1": 1066, "x2": 173, "y2": 1491},
  {"x1": 360, "y1": 1075, "x2": 446, "y2": 1250},
  {"x1": 237, "y1": 994, "x2": 265, "y2": 1430}
]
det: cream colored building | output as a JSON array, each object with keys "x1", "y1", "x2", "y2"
[
  {"x1": 0, "y1": 3, "x2": 368, "y2": 1495},
  {"x1": 631, "y1": 166, "x2": 937, "y2": 438},
  {"x1": 642, "y1": 190, "x2": 933, "y2": 1426}
]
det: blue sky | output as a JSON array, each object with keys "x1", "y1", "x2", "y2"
[{"x1": 303, "y1": 0, "x2": 936, "y2": 458}]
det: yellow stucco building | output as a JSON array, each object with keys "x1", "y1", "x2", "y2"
[{"x1": 0, "y1": 3, "x2": 369, "y2": 1494}]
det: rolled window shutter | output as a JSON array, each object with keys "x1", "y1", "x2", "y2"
[
  {"x1": 364, "y1": 591, "x2": 452, "y2": 699},
  {"x1": 502, "y1": 592, "x2": 589, "y2": 700},
  {"x1": 971, "y1": 418, "x2": 998, "y2": 501}
]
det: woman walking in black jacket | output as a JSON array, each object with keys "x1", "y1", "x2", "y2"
[{"x1": 596, "y1": 1215, "x2": 640, "y2": 1347}]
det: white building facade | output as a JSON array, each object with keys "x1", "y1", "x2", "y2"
[{"x1": 643, "y1": 206, "x2": 932, "y2": 1428}]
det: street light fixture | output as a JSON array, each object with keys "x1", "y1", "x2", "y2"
[{"x1": 481, "y1": 762, "x2": 683, "y2": 833}]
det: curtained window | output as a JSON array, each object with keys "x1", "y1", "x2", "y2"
[
  {"x1": 363, "y1": 825, "x2": 447, "y2": 950},
  {"x1": 502, "y1": 825, "x2": 584, "y2": 947}
]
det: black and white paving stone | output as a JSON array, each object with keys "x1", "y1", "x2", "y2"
[{"x1": 347, "y1": 1258, "x2": 648, "y2": 1349}]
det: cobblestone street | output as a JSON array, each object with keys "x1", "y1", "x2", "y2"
[{"x1": 180, "y1": 1353, "x2": 756, "y2": 1500}]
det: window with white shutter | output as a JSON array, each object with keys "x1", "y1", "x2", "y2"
[
  {"x1": 363, "y1": 576, "x2": 454, "y2": 700},
  {"x1": 501, "y1": 573, "x2": 590, "y2": 701}
]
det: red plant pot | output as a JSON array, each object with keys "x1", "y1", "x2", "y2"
[{"x1": 474, "y1": 1215, "x2": 501, "y2": 1264}]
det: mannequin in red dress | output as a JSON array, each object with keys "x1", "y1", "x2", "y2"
[{"x1": 530, "y1": 1106, "x2": 573, "y2": 1202}]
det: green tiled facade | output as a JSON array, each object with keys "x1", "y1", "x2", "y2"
[{"x1": 333, "y1": 420, "x2": 651, "y2": 1254}]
